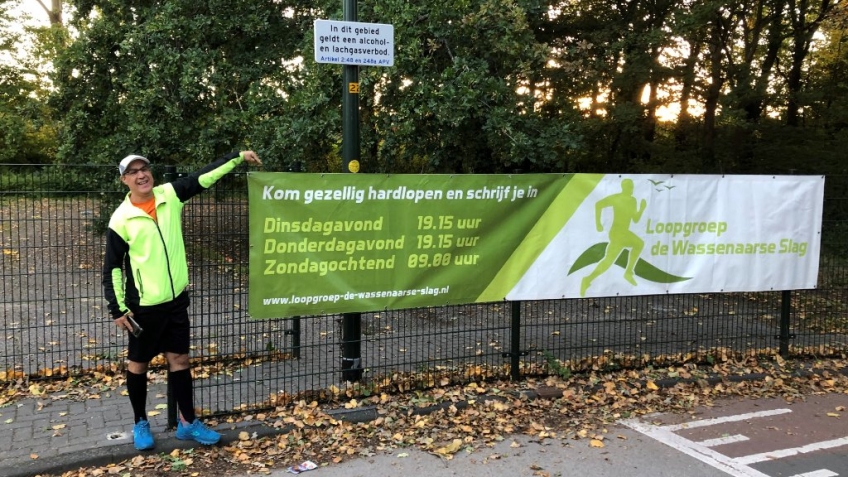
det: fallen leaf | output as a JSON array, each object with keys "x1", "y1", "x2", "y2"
[{"x1": 433, "y1": 439, "x2": 463, "y2": 458}]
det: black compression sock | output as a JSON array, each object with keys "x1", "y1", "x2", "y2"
[
  {"x1": 126, "y1": 370, "x2": 148, "y2": 423},
  {"x1": 169, "y1": 368, "x2": 196, "y2": 423}
]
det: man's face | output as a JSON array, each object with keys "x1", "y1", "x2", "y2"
[{"x1": 120, "y1": 160, "x2": 154, "y2": 196}]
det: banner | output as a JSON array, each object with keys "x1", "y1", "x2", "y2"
[{"x1": 247, "y1": 173, "x2": 824, "y2": 318}]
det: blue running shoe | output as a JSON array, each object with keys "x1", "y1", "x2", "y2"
[
  {"x1": 176, "y1": 419, "x2": 221, "y2": 445},
  {"x1": 133, "y1": 420, "x2": 154, "y2": 451}
]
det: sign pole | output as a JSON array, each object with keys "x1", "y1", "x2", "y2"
[
  {"x1": 342, "y1": 5, "x2": 360, "y2": 174},
  {"x1": 340, "y1": 0, "x2": 363, "y2": 382},
  {"x1": 312, "y1": 5, "x2": 393, "y2": 384}
]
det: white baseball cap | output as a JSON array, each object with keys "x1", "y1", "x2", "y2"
[{"x1": 118, "y1": 154, "x2": 150, "y2": 175}]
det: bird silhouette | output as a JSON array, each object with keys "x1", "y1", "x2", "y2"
[
  {"x1": 664, "y1": 185, "x2": 676, "y2": 190},
  {"x1": 648, "y1": 179, "x2": 665, "y2": 186}
]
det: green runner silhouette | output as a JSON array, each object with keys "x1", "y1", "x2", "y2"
[{"x1": 580, "y1": 178, "x2": 647, "y2": 297}]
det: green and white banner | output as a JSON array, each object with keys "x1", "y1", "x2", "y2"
[{"x1": 247, "y1": 173, "x2": 824, "y2": 318}]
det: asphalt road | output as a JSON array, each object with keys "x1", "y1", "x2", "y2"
[{"x1": 248, "y1": 429, "x2": 724, "y2": 477}]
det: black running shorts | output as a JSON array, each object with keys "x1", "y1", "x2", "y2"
[{"x1": 127, "y1": 291, "x2": 191, "y2": 363}]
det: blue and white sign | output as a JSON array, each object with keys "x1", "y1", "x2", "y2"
[{"x1": 314, "y1": 20, "x2": 394, "y2": 67}]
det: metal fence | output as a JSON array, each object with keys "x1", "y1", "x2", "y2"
[{"x1": 2, "y1": 164, "x2": 847, "y2": 418}]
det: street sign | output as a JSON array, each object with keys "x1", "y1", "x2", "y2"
[{"x1": 314, "y1": 19, "x2": 394, "y2": 67}]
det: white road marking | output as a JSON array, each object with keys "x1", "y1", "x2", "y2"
[
  {"x1": 735, "y1": 436, "x2": 848, "y2": 465},
  {"x1": 662, "y1": 409, "x2": 793, "y2": 431},
  {"x1": 788, "y1": 470, "x2": 838, "y2": 477},
  {"x1": 622, "y1": 418, "x2": 771, "y2": 477},
  {"x1": 699, "y1": 434, "x2": 750, "y2": 447}
]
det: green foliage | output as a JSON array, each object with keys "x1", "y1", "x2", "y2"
[
  {"x1": 16, "y1": 0, "x2": 846, "y2": 176},
  {"x1": 0, "y1": 165, "x2": 110, "y2": 193},
  {"x1": 161, "y1": 449, "x2": 194, "y2": 471},
  {"x1": 357, "y1": 0, "x2": 579, "y2": 173},
  {"x1": 52, "y1": 0, "x2": 584, "y2": 173},
  {"x1": 53, "y1": 0, "x2": 305, "y2": 166},
  {"x1": 542, "y1": 350, "x2": 571, "y2": 379}
]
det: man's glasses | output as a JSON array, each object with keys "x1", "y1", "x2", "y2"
[{"x1": 123, "y1": 165, "x2": 150, "y2": 177}]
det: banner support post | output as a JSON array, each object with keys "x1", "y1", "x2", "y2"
[
  {"x1": 778, "y1": 169, "x2": 798, "y2": 358},
  {"x1": 778, "y1": 291, "x2": 794, "y2": 357}
]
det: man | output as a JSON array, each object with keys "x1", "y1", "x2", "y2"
[{"x1": 102, "y1": 150, "x2": 262, "y2": 450}]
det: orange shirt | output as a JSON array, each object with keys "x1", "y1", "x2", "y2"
[{"x1": 132, "y1": 197, "x2": 157, "y2": 222}]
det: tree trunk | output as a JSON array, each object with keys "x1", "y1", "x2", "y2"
[
  {"x1": 702, "y1": 18, "x2": 724, "y2": 171},
  {"x1": 786, "y1": 0, "x2": 834, "y2": 126},
  {"x1": 36, "y1": 0, "x2": 63, "y2": 25}
]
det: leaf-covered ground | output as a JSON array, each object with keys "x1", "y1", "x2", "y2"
[{"x1": 13, "y1": 355, "x2": 844, "y2": 477}]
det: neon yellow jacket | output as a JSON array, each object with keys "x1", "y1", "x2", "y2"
[{"x1": 102, "y1": 152, "x2": 245, "y2": 318}]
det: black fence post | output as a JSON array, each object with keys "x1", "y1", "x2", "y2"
[
  {"x1": 285, "y1": 163, "x2": 304, "y2": 361},
  {"x1": 510, "y1": 301, "x2": 522, "y2": 380},
  {"x1": 166, "y1": 163, "x2": 178, "y2": 427},
  {"x1": 341, "y1": 313, "x2": 363, "y2": 382},
  {"x1": 163, "y1": 164, "x2": 178, "y2": 428},
  {"x1": 163, "y1": 164, "x2": 176, "y2": 183},
  {"x1": 779, "y1": 290, "x2": 793, "y2": 357},
  {"x1": 778, "y1": 168, "x2": 798, "y2": 358},
  {"x1": 288, "y1": 317, "x2": 302, "y2": 359},
  {"x1": 500, "y1": 301, "x2": 527, "y2": 381}
]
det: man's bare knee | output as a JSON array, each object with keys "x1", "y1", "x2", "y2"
[
  {"x1": 128, "y1": 360, "x2": 148, "y2": 374},
  {"x1": 166, "y1": 353, "x2": 190, "y2": 371}
]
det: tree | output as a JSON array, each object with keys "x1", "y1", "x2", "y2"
[
  {"x1": 52, "y1": 0, "x2": 305, "y2": 166},
  {"x1": 0, "y1": 0, "x2": 56, "y2": 164},
  {"x1": 354, "y1": 0, "x2": 578, "y2": 173},
  {"x1": 47, "y1": 0, "x2": 848, "y2": 175},
  {"x1": 784, "y1": 0, "x2": 838, "y2": 126},
  {"x1": 52, "y1": 0, "x2": 580, "y2": 173}
]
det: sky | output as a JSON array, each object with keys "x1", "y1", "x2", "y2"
[{"x1": 15, "y1": 1, "x2": 49, "y2": 24}]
